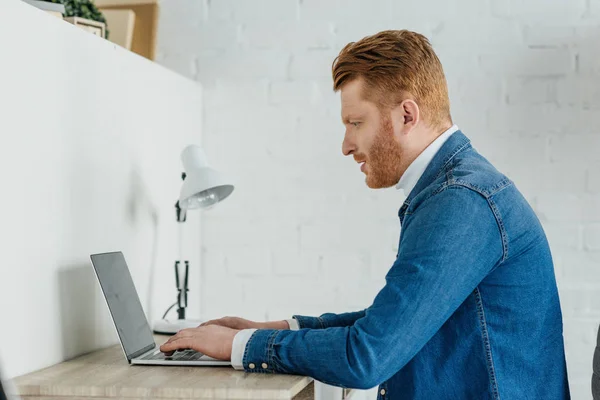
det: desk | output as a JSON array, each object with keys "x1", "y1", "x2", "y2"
[{"x1": 11, "y1": 336, "x2": 315, "y2": 400}]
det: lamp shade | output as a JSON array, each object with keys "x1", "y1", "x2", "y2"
[{"x1": 178, "y1": 145, "x2": 234, "y2": 210}]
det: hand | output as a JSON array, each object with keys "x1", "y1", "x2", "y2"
[
  {"x1": 199, "y1": 316, "x2": 262, "y2": 330},
  {"x1": 159, "y1": 325, "x2": 239, "y2": 361},
  {"x1": 200, "y1": 316, "x2": 290, "y2": 330}
]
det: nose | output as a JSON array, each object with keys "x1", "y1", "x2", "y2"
[{"x1": 342, "y1": 133, "x2": 356, "y2": 156}]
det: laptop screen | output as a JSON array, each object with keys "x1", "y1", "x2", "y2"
[
  {"x1": 0, "y1": 379, "x2": 7, "y2": 400},
  {"x1": 90, "y1": 252, "x2": 155, "y2": 360}
]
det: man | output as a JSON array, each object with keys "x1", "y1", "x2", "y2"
[{"x1": 161, "y1": 30, "x2": 570, "y2": 399}]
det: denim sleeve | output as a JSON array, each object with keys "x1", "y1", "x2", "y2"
[
  {"x1": 292, "y1": 310, "x2": 367, "y2": 329},
  {"x1": 241, "y1": 186, "x2": 504, "y2": 389}
]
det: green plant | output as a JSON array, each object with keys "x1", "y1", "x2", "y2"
[{"x1": 44, "y1": 0, "x2": 109, "y2": 39}]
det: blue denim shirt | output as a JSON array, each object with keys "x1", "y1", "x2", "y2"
[{"x1": 242, "y1": 131, "x2": 570, "y2": 399}]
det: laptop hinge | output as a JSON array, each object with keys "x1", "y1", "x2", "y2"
[
  {"x1": 129, "y1": 343, "x2": 156, "y2": 361},
  {"x1": 135, "y1": 346, "x2": 158, "y2": 360}
]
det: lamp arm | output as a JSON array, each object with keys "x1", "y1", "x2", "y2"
[{"x1": 175, "y1": 200, "x2": 187, "y2": 223}]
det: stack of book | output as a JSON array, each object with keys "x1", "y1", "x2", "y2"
[{"x1": 22, "y1": 0, "x2": 65, "y2": 18}]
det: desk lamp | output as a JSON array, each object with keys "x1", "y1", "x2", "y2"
[{"x1": 153, "y1": 145, "x2": 234, "y2": 335}]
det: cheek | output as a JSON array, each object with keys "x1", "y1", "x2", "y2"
[{"x1": 361, "y1": 129, "x2": 379, "y2": 156}]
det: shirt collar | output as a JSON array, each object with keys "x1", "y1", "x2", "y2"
[{"x1": 396, "y1": 125, "x2": 459, "y2": 196}]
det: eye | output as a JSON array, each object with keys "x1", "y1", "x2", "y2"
[{"x1": 351, "y1": 122, "x2": 360, "y2": 128}]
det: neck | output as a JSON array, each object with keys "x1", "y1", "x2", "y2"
[{"x1": 398, "y1": 122, "x2": 453, "y2": 176}]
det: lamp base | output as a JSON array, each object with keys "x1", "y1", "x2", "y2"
[{"x1": 152, "y1": 318, "x2": 204, "y2": 335}]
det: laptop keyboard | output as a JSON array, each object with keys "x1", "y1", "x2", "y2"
[{"x1": 144, "y1": 349, "x2": 207, "y2": 362}]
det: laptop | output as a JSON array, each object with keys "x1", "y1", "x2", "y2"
[
  {"x1": 90, "y1": 251, "x2": 230, "y2": 366},
  {"x1": 0, "y1": 355, "x2": 19, "y2": 400},
  {"x1": 0, "y1": 374, "x2": 8, "y2": 400}
]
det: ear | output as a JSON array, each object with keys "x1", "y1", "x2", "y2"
[{"x1": 390, "y1": 99, "x2": 420, "y2": 135}]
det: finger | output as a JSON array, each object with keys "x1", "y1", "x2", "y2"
[
  {"x1": 160, "y1": 337, "x2": 193, "y2": 353},
  {"x1": 164, "y1": 333, "x2": 184, "y2": 344},
  {"x1": 163, "y1": 330, "x2": 192, "y2": 346},
  {"x1": 176, "y1": 329, "x2": 197, "y2": 338},
  {"x1": 163, "y1": 336, "x2": 176, "y2": 345}
]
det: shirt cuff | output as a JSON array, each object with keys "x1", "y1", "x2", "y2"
[
  {"x1": 286, "y1": 318, "x2": 300, "y2": 330},
  {"x1": 231, "y1": 328, "x2": 257, "y2": 370}
]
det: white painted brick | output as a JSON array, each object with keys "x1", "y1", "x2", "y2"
[
  {"x1": 576, "y1": 45, "x2": 600, "y2": 75},
  {"x1": 557, "y1": 76, "x2": 600, "y2": 108},
  {"x1": 195, "y1": 50, "x2": 290, "y2": 81},
  {"x1": 295, "y1": 109, "x2": 345, "y2": 141},
  {"x1": 486, "y1": 104, "x2": 564, "y2": 136},
  {"x1": 297, "y1": 0, "x2": 342, "y2": 21},
  {"x1": 430, "y1": 19, "x2": 522, "y2": 49},
  {"x1": 224, "y1": 246, "x2": 271, "y2": 277},
  {"x1": 559, "y1": 286, "x2": 600, "y2": 318},
  {"x1": 318, "y1": 251, "x2": 370, "y2": 281},
  {"x1": 240, "y1": 22, "x2": 334, "y2": 50},
  {"x1": 202, "y1": 277, "x2": 246, "y2": 319},
  {"x1": 549, "y1": 134, "x2": 600, "y2": 163},
  {"x1": 159, "y1": 22, "x2": 238, "y2": 54},
  {"x1": 490, "y1": 0, "x2": 510, "y2": 17},
  {"x1": 492, "y1": 0, "x2": 587, "y2": 23},
  {"x1": 268, "y1": 80, "x2": 319, "y2": 107},
  {"x1": 289, "y1": 50, "x2": 339, "y2": 79},
  {"x1": 542, "y1": 222, "x2": 583, "y2": 251},
  {"x1": 300, "y1": 0, "x2": 392, "y2": 21},
  {"x1": 204, "y1": 0, "x2": 234, "y2": 20},
  {"x1": 562, "y1": 318, "x2": 598, "y2": 379},
  {"x1": 522, "y1": 25, "x2": 577, "y2": 48},
  {"x1": 201, "y1": 216, "x2": 301, "y2": 251},
  {"x1": 332, "y1": 21, "x2": 410, "y2": 51},
  {"x1": 157, "y1": 0, "x2": 600, "y2": 391},
  {"x1": 434, "y1": 47, "x2": 482, "y2": 80},
  {"x1": 478, "y1": 49, "x2": 575, "y2": 76},
  {"x1": 393, "y1": 0, "x2": 488, "y2": 20},
  {"x1": 267, "y1": 79, "x2": 339, "y2": 115},
  {"x1": 203, "y1": 103, "x2": 298, "y2": 143},
  {"x1": 587, "y1": 0, "x2": 600, "y2": 18},
  {"x1": 504, "y1": 77, "x2": 558, "y2": 105},
  {"x1": 476, "y1": 134, "x2": 549, "y2": 168},
  {"x1": 202, "y1": 248, "x2": 228, "y2": 282},
  {"x1": 203, "y1": 79, "x2": 269, "y2": 107},
  {"x1": 271, "y1": 247, "x2": 319, "y2": 276},
  {"x1": 583, "y1": 224, "x2": 600, "y2": 250},
  {"x1": 553, "y1": 107, "x2": 600, "y2": 135},
  {"x1": 568, "y1": 377, "x2": 595, "y2": 400},
  {"x1": 447, "y1": 75, "x2": 504, "y2": 106},
  {"x1": 553, "y1": 250, "x2": 600, "y2": 281},
  {"x1": 587, "y1": 164, "x2": 600, "y2": 193},
  {"x1": 507, "y1": 162, "x2": 587, "y2": 194},
  {"x1": 207, "y1": 0, "x2": 298, "y2": 21},
  {"x1": 266, "y1": 304, "x2": 330, "y2": 322},
  {"x1": 583, "y1": 194, "x2": 600, "y2": 222},
  {"x1": 333, "y1": 279, "x2": 384, "y2": 310},
  {"x1": 534, "y1": 194, "x2": 584, "y2": 223},
  {"x1": 564, "y1": 318, "x2": 599, "y2": 348},
  {"x1": 257, "y1": 277, "x2": 338, "y2": 310},
  {"x1": 369, "y1": 250, "x2": 398, "y2": 279},
  {"x1": 159, "y1": 0, "x2": 207, "y2": 26},
  {"x1": 300, "y1": 218, "x2": 398, "y2": 253}
]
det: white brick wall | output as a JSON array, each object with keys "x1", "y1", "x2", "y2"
[{"x1": 157, "y1": 1, "x2": 600, "y2": 398}]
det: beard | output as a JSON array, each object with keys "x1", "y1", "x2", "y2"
[{"x1": 364, "y1": 117, "x2": 405, "y2": 189}]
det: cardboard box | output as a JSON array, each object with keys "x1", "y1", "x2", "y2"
[{"x1": 64, "y1": 16, "x2": 106, "y2": 38}]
